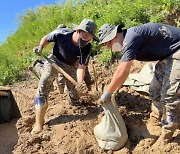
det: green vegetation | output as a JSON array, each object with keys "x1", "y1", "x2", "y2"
[{"x1": 0, "y1": 0, "x2": 179, "y2": 85}]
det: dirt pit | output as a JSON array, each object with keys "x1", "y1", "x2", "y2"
[{"x1": 0, "y1": 60, "x2": 179, "y2": 154}]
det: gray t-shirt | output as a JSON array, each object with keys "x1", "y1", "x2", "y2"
[
  {"x1": 46, "y1": 28, "x2": 92, "y2": 66},
  {"x1": 121, "y1": 23, "x2": 180, "y2": 61}
]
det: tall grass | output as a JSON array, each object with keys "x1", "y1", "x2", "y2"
[{"x1": 0, "y1": 0, "x2": 179, "y2": 85}]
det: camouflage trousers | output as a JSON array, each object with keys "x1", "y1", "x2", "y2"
[
  {"x1": 35, "y1": 54, "x2": 79, "y2": 102},
  {"x1": 149, "y1": 49, "x2": 180, "y2": 129}
]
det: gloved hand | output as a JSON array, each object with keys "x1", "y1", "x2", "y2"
[
  {"x1": 33, "y1": 45, "x2": 43, "y2": 56},
  {"x1": 75, "y1": 82, "x2": 88, "y2": 94},
  {"x1": 98, "y1": 91, "x2": 112, "y2": 104}
]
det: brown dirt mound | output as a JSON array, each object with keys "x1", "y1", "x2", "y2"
[{"x1": 0, "y1": 60, "x2": 179, "y2": 154}]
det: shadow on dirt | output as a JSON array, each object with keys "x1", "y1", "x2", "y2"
[
  {"x1": 47, "y1": 104, "x2": 102, "y2": 126},
  {"x1": 116, "y1": 90, "x2": 151, "y2": 120},
  {"x1": 172, "y1": 134, "x2": 180, "y2": 144},
  {"x1": 115, "y1": 90, "x2": 154, "y2": 149}
]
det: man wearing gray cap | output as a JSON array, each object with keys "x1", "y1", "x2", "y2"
[
  {"x1": 32, "y1": 19, "x2": 98, "y2": 134},
  {"x1": 98, "y1": 23, "x2": 180, "y2": 147}
]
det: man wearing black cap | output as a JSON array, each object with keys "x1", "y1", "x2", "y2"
[
  {"x1": 98, "y1": 23, "x2": 180, "y2": 147},
  {"x1": 32, "y1": 19, "x2": 98, "y2": 134}
]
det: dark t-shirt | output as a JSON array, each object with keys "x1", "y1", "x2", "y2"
[
  {"x1": 121, "y1": 23, "x2": 180, "y2": 62},
  {"x1": 46, "y1": 28, "x2": 92, "y2": 66}
]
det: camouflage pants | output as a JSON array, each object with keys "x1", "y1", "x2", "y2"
[
  {"x1": 35, "y1": 54, "x2": 79, "y2": 102},
  {"x1": 149, "y1": 49, "x2": 180, "y2": 128}
]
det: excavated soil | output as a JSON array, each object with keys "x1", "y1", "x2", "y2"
[{"x1": 0, "y1": 60, "x2": 179, "y2": 154}]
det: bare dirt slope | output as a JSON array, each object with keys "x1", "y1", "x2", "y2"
[{"x1": 0, "y1": 60, "x2": 179, "y2": 154}]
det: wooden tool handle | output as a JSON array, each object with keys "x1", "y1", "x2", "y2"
[{"x1": 41, "y1": 54, "x2": 77, "y2": 86}]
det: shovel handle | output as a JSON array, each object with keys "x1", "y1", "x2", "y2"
[
  {"x1": 41, "y1": 53, "x2": 77, "y2": 86},
  {"x1": 40, "y1": 53, "x2": 100, "y2": 99}
]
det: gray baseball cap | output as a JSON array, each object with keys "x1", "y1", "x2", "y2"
[
  {"x1": 98, "y1": 24, "x2": 119, "y2": 45},
  {"x1": 73, "y1": 18, "x2": 99, "y2": 42}
]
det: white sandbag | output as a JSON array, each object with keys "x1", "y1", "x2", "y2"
[
  {"x1": 123, "y1": 63, "x2": 155, "y2": 94},
  {"x1": 94, "y1": 97, "x2": 128, "y2": 150}
]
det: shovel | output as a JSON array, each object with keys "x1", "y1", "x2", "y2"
[
  {"x1": 40, "y1": 53, "x2": 99, "y2": 99},
  {"x1": 41, "y1": 53, "x2": 77, "y2": 85}
]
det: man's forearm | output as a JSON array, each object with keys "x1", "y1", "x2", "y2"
[
  {"x1": 77, "y1": 65, "x2": 86, "y2": 83},
  {"x1": 106, "y1": 61, "x2": 133, "y2": 93},
  {"x1": 39, "y1": 35, "x2": 49, "y2": 48},
  {"x1": 107, "y1": 67, "x2": 129, "y2": 93}
]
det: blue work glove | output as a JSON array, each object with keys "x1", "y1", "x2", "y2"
[
  {"x1": 99, "y1": 91, "x2": 112, "y2": 104},
  {"x1": 33, "y1": 45, "x2": 43, "y2": 56}
]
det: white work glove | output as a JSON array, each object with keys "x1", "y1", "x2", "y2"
[
  {"x1": 98, "y1": 91, "x2": 112, "y2": 104},
  {"x1": 75, "y1": 82, "x2": 88, "y2": 94},
  {"x1": 33, "y1": 45, "x2": 43, "y2": 56}
]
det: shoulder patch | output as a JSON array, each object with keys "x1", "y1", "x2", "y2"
[{"x1": 159, "y1": 26, "x2": 171, "y2": 37}]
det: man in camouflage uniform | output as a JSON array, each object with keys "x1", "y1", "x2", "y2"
[
  {"x1": 149, "y1": 50, "x2": 180, "y2": 146},
  {"x1": 31, "y1": 19, "x2": 98, "y2": 134},
  {"x1": 97, "y1": 23, "x2": 180, "y2": 146}
]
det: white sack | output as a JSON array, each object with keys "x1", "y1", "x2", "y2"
[
  {"x1": 123, "y1": 63, "x2": 155, "y2": 94},
  {"x1": 94, "y1": 98, "x2": 128, "y2": 150}
]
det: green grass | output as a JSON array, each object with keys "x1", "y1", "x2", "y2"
[{"x1": 0, "y1": 0, "x2": 179, "y2": 85}]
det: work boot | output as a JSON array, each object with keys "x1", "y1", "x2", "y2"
[
  {"x1": 161, "y1": 106, "x2": 180, "y2": 130},
  {"x1": 152, "y1": 126, "x2": 173, "y2": 149},
  {"x1": 63, "y1": 85, "x2": 79, "y2": 106},
  {"x1": 149, "y1": 103, "x2": 162, "y2": 126},
  {"x1": 152, "y1": 122, "x2": 180, "y2": 149},
  {"x1": 64, "y1": 90, "x2": 79, "y2": 105},
  {"x1": 153, "y1": 109, "x2": 180, "y2": 149},
  {"x1": 31, "y1": 97, "x2": 48, "y2": 134}
]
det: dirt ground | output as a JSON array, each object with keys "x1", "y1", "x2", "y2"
[{"x1": 0, "y1": 60, "x2": 179, "y2": 154}]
